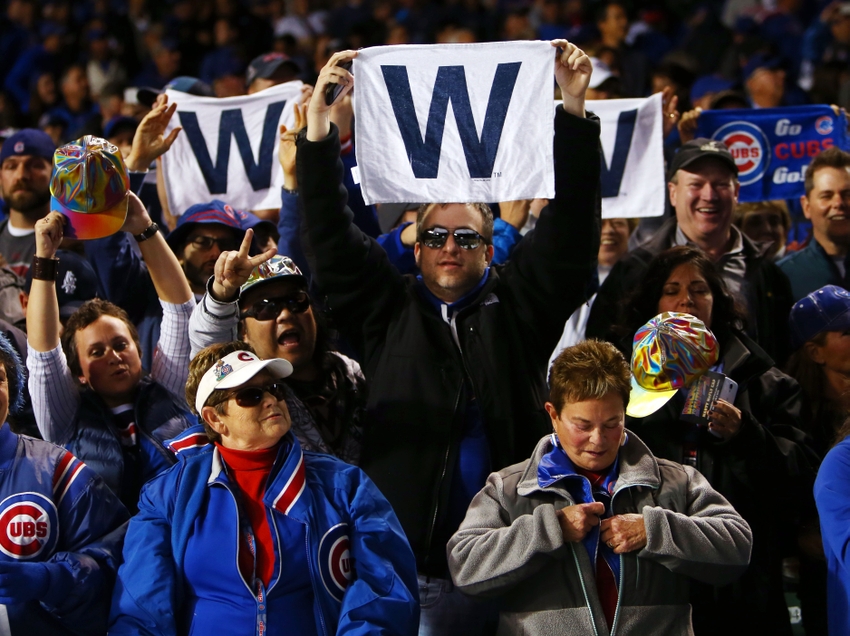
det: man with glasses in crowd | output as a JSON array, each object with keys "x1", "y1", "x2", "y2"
[{"x1": 291, "y1": 43, "x2": 600, "y2": 635}]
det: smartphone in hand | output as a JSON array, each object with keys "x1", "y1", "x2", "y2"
[
  {"x1": 680, "y1": 371, "x2": 738, "y2": 427},
  {"x1": 324, "y1": 60, "x2": 353, "y2": 106}
]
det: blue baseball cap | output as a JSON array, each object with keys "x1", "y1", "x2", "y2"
[
  {"x1": 246, "y1": 52, "x2": 301, "y2": 88},
  {"x1": 137, "y1": 76, "x2": 213, "y2": 108},
  {"x1": 789, "y1": 285, "x2": 850, "y2": 350},
  {"x1": 165, "y1": 200, "x2": 246, "y2": 252},
  {"x1": 0, "y1": 129, "x2": 56, "y2": 166},
  {"x1": 690, "y1": 75, "x2": 734, "y2": 105},
  {"x1": 103, "y1": 116, "x2": 138, "y2": 140},
  {"x1": 743, "y1": 54, "x2": 783, "y2": 82}
]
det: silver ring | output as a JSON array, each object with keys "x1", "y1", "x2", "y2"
[
  {"x1": 607, "y1": 541, "x2": 615, "y2": 548},
  {"x1": 668, "y1": 113, "x2": 676, "y2": 118}
]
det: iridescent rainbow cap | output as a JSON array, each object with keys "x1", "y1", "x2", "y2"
[
  {"x1": 50, "y1": 135, "x2": 129, "y2": 240},
  {"x1": 627, "y1": 312, "x2": 719, "y2": 418}
]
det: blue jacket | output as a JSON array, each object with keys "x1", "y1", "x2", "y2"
[
  {"x1": 777, "y1": 238, "x2": 842, "y2": 302},
  {"x1": 67, "y1": 377, "x2": 194, "y2": 507},
  {"x1": 814, "y1": 434, "x2": 850, "y2": 636},
  {"x1": 0, "y1": 423, "x2": 129, "y2": 635},
  {"x1": 110, "y1": 432, "x2": 420, "y2": 636}
]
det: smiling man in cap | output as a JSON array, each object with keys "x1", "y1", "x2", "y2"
[{"x1": 588, "y1": 137, "x2": 794, "y2": 365}]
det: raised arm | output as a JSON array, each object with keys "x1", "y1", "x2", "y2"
[
  {"x1": 297, "y1": 51, "x2": 406, "y2": 354},
  {"x1": 500, "y1": 41, "x2": 601, "y2": 356},
  {"x1": 26, "y1": 212, "x2": 80, "y2": 443}
]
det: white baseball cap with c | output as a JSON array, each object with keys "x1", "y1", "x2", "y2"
[{"x1": 195, "y1": 350, "x2": 293, "y2": 414}]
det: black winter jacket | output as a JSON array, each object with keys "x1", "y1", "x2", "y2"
[
  {"x1": 625, "y1": 329, "x2": 818, "y2": 636},
  {"x1": 296, "y1": 108, "x2": 601, "y2": 575}
]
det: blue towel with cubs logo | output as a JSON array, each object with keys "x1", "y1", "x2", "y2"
[{"x1": 695, "y1": 104, "x2": 850, "y2": 202}]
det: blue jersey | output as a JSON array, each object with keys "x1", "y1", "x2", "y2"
[
  {"x1": 110, "y1": 432, "x2": 419, "y2": 636},
  {"x1": 0, "y1": 423, "x2": 129, "y2": 635}
]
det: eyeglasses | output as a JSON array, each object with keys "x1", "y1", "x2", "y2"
[
  {"x1": 419, "y1": 227, "x2": 485, "y2": 250},
  {"x1": 226, "y1": 382, "x2": 288, "y2": 407},
  {"x1": 188, "y1": 235, "x2": 239, "y2": 252},
  {"x1": 239, "y1": 292, "x2": 310, "y2": 321}
]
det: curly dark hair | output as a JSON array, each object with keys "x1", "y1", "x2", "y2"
[{"x1": 617, "y1": 246, "x2": 748, "y2": 348}]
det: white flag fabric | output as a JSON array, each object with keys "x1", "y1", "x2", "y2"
[
  {"x1": 585, "y1": 93, "x2": 665, "y2": 219},
  {"x1": 354, "y1": 42, "x2": 555, "y2": 205},
  {"x1": 161, "y1": 81, "x2": 303, "y2": 216}
]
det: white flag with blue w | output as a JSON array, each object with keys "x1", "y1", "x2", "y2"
[
  {"x1": 162, "y1": 81, "x2": 304, "y2": 216},
  {"x1": 354, "y1": 42, "x2": 555, "y2": 205}
]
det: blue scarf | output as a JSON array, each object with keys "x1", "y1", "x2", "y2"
[{"x1": 537, "y1": 434, "x2": 622, "y2": 584}]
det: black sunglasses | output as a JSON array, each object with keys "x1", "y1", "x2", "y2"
[
  {"x1": 188, "y1": 235, "x2": 240, "y2": 252},
  {"x1": 239, "y1": 292, "x2": 310, "y2": 321},
  {"x1": 419, "y1": 227, "x2": 485, "y2": 250},
  {"x1": 227, "y1": 382, "x2": 288, "y2": 407}
]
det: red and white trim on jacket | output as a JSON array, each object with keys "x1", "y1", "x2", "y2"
[
  {"x1": 167, "y1": 431, "x2": 210, "y2": 455},
  {"x1": 52, "y1": 452, "x2": 85, "y2": 506},
  {"x1": 272, "y1": 452, "x2": 306, "y2": 515}
]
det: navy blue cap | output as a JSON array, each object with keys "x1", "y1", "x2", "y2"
[
  {"x1": 0, "y1": 129, "x2": 56, "y2": 165},
  {"x1": 166, "y1": 200, "x2": 246, "y2": 251},
  {"x1": 789, "y1": 285, "x2": 850, "y2": 350},
  {"x1": 103, "y1": 116, "x2": 138, "y2": 140},
  {"x1": 743, "y1": 54, "x2": 783, "y2": 82},
  {"x1": 137, "y1": 76, "x2": 213, "y2": 107},
  {"x1": 24, "y1": 250, "x2": 102, "y2": 318},
  {"x1": 246, "y1": 52, "x2": 301, "y2": 87},
  {"x1": 690, "y1": 75, "x2": 734, "y2": 104}
]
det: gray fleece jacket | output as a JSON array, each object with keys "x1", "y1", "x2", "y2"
[{"x1": 447, "y1": 432, "x2": 752, "y2": 636}]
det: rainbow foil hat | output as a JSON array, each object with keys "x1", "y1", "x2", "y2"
[
  {"x1": 50, "y1": 135, "x2": 129, "y2": 240},
  {"x1": 627, "y1": 312, "x2": 719, "y2": 418}
]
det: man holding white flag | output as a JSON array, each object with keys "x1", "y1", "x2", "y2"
[{"x1": 296, "y1": 41, "x2": 600, "y2": 635}]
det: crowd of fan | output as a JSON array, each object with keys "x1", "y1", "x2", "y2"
[{"x1": 0, "y1": 2, "x2": 850, "y2": 636}]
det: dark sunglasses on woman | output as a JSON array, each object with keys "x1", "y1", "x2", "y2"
[
  {"x1": 239, "y1": 291, "x2": 310, "y2": 321},
  {"x1": 419, "y1": 227, "x2": 485, "y2": 250},
  {"x1": 227, "y1": 382, "x2": 288, "y2": 407}
]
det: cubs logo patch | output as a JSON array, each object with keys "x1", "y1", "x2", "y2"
[
  {"x1": 815, "y1": 116, "x2": 834, "y2": 135},
  {"x1": 318, "y1": 523, "x2": 354, "y2": 602},
  {"x1": 713, "y1": 121, "x2": 770, "y2": 186},
  {"x1": 0, "y1": 493, "x2": 58, "y2": 560},
  {"x1": 214, "y1": 359, "x2": 233, "y2": 381},
  {"x1": 13, "y1": 141, "x2": 24, "y2": 153}
]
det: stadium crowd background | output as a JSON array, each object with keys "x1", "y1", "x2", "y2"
[{"x1": 0, "y1": 0, "x2": 846, "y2": 235}]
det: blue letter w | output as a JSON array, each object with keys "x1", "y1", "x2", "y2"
[
  {"x1": 600, "y1": 109, "x2": 637, "y2": 197},
  {"x1": 381, "y1": 63, "x2": 521, "y2": 179},
  {"x1": 179, "y1": 100, "x2": 287, "y2": 194}
]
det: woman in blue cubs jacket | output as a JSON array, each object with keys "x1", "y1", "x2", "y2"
[
  {"x1": 110, "y1": 342, "x2": 419, "y2": 636},
  {"x1": 0, "y1": 332, "x2": 129, "y2": 635}
]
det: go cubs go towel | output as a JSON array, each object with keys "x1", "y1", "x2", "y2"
[{"x1": 695, "y1": 104, "x2": 850, "y2": 202}]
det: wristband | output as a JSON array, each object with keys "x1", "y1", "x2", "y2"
[
  {"x1": 282, "y1": 185, "x2": 298, "y2": 196},
  {"x1": 134, "y1": 222, "x2": 159, "y2": 242},
  {"x1": 31, "y1": 256, "x2": 58, "y2": 281}
]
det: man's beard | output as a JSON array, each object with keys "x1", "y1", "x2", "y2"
[
  {"x1": 181, "y1": 260, "x2": 215, "y2": 292},
  {"x1": 5, "y1": 187, "x2": 50, "y2": 215}
]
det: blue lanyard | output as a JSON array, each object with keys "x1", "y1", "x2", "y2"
[{"x1": 224, "y1": 469, "x2": 270, "y2": 636}]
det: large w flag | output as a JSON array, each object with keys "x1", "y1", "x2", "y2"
[
  {"x1": 585, "y1": 93, "x2": 665, "y2": 218},
  {"x1": 161, "y1": 81, "x2": 304, "y2": 215},
  {"x1": 353, "y1": 42, "x2": 555, "y2": 205},
  {"x1": 695, "y1": 104, "x2": 850, "y2": 202}
]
